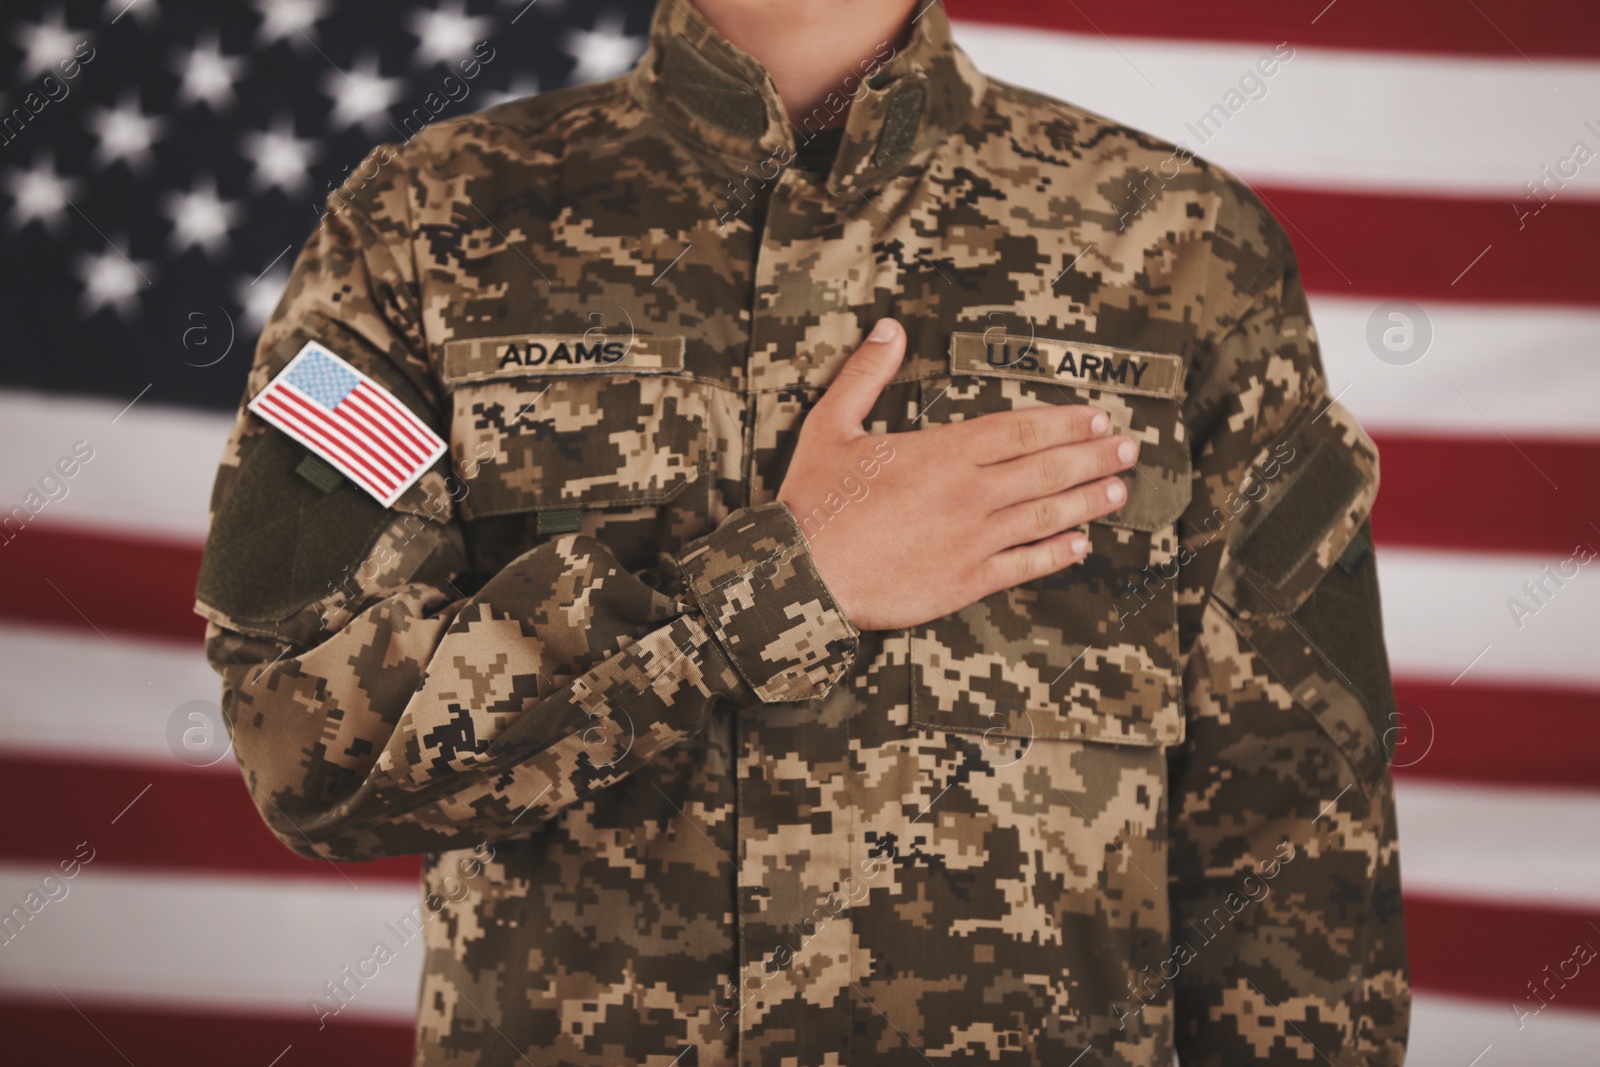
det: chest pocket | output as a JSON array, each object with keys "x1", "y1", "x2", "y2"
[
  {"x1": 908, "y1": 331, "x2": 1192, "y2": 747},
  {"x1": 441, "y1": 333, "x2": 707, "y2": 522}
]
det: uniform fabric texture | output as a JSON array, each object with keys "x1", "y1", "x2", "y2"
[{"x1": 193, "y1": 1, "x2": 1410, "y2": 1063}]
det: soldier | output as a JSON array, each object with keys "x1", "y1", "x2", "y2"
[{"x1": 194, "y1": 0, "x2": 1408, "y2": 1063}]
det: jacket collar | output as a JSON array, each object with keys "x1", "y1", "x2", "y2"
[{"x1": 628, "y1": 0, "x2": 986, "y2": 198}]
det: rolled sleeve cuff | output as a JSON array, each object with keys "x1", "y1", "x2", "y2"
[{"x1": 676, "y1": 502, "x2": 859, "y2": 704}]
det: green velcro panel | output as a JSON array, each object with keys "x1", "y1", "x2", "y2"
[
  {"x1": 1337, "y1": 523, "x2": 1373, "y2": 575},
  {"x1": 1290, "y1": 519, "x2": 1398, "y2": 762},
  {"x1": 537, "y1": 508, "x2": 583, "y2": 535},
  {"x1": 1235, "y1": 440, "x2": 1364, "y2": 588},
  {"x1": 295, "y1": 453, "x2": 344, "y2": 495},
  {"x1": 661, "y1": 37, "x2": 765, "y2": 138},
  {"x1": 195, "y1": 432, "x2": 391, "y2": 626},
  {"x1": 872, "y1": 83, "x2": 925, "y2": 169}
]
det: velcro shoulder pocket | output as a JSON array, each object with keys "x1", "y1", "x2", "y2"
[
  {"x1": 1213, "y1": 397, "x2": 1379, "y2": 616},
  {"x1": 1212, "y1": 397, "x2": 1396, "y2": 795},
  {"x1": 196, "y1": 327, "x2": 456, "y2": 637},
  {"x1": 195, "y1": 429, "x2": 392, "y2": 631}
]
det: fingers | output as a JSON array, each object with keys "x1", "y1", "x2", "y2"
[
  {"x1": 810, "y1": 318, "x2": 907, "y2": 435},
  {"x1": 954, "y1": 404, "x2": 1111, "y2": 466},
  {"x1": 978, "y1": 528, "x2": 1093, "y2": 594},
  {"x1": 981, "y1": 434, "x2": 1138, "y2": 511},
  {"x1": 985, "y1": 475, "x2": 1129, "y2": 551}
]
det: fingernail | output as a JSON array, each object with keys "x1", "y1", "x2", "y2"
[
  {"x1": 1070, "y1": 534, "x2": 1089, "y2": 555},
  {"x1": 1107, "y1": 479, "x2": 1127, "y2": 503},
  {"x1": 1090, "y1": 410, "x2": 1110, "y2": 434},
  {"x1": 868, "y1": 318, "x2": 897, "y2": 342},
  {"x1": 1117, "y1": 439, "x2": 1138, "y2": 463}
]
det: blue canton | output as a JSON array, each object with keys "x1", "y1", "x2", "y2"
[{"x1": 284, "y1": 348, "x2": 359, "y2": 409}]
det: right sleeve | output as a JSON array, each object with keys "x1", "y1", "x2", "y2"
[
  {"x1": 194, "y1": 146, "x2": 859, "y2": 863},
  {"x1": 1166, "y1": 229, "x2": 1409, "y2": 1064}
]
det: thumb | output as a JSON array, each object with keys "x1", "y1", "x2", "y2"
[{"x1": 813, "y1": 318, "x2": 906, "y2": 434}]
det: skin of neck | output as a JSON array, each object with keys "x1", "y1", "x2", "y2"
[{"x1": 690, "y1": 0, "x2": 920, "y2": 130}]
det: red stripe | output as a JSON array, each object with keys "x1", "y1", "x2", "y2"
[
  {"x1": 352, "y1": 382, "x2": 438, "y2": 458},
  {"x1": 0, "y1": 524, "x2": 205, "y2": 643},
  {"x1": 1370, "y1": 434, "x2": 1600, "y2": 555},
  {"x1": 260, "y1": 391, "x2": 398, "y2": 492},
  {"x1": 1406, "y1": 894, "x2": 1600, "y2": 1010},
  {"x1": 353, "y1": 380, "x2": 437, "y2": 444},
  {"x1": 944, "y1": 0, "x2": 1600, "y2": 60},
  {"x1": 0, "y1": 755, "x2": 422, "y2": 885},
  {"x1": 275, "y1": 386, "x2": 409, "y2": 488},
  {"x1": 350, "y1": 382, "x2": 431, "y2": 455},
  {"x1": 341, "y1": 389, "x2": 427, "y2": 467},
  {"x1": 257, "y1": 391, "x2": 396, "y2": 495},
  {"x1": 1390, "y1": 680, "x2": 1600, "y2": 789},
  {"x1": 0, "y1": 1001, "x2": 414, "y2": 1067},
  {"x1": 1253, "y1": 187, "x2": 1600, "y2": 306},
  {"x1": 362, "y1": 381, "x2": 441, "y2": 445}
]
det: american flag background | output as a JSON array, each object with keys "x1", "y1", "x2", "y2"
[{"x1": 1, "y1": 1, "x2": 1597, "y2": 1064}]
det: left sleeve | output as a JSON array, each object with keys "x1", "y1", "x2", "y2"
[{"x1": 1167, "y1": 245, "x2": 1411, "y2": 1065}]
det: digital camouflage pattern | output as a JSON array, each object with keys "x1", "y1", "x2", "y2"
[{"x1": 194, "y1": 1, "x2": 1409, "y2": 1062}]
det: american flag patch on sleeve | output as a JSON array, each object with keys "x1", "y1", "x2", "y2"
[{"x1": 248, "y1": 341, "x2": 447, "y2": 507}]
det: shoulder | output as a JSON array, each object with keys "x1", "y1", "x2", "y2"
[
  {"x1": 972, "y1": 76, "x2": 1294, "y2": 318},
  {"x1": 416, "y1": 77, "x2": 637, "y2": 153},
  {"x1": 393, "y1": 78, "x2": 636, "y2": 173},
  {"x1": 328, "y1": 78, "x2": 640, "y2": 220}
]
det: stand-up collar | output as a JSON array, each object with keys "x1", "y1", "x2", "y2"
[{"x1": 629, "y1": 0, "x2": 987, "y2": 198}]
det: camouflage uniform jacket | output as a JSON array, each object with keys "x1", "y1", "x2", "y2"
[{"x1": 194, "y1": 1, "x2": 1409, "y2": 1063}]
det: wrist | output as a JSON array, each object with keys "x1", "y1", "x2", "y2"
[{"x1": 676, "y1": 501, "x2": 859, "y2": 702}]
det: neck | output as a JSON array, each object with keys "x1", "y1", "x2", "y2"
[{"x1": 690, "y1": 0, "x2": 920, "y2": 129}]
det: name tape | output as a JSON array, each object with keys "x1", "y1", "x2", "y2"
[
  {"x1": 949, "y1": 332, "x2": 1183, "y2": 399},
  {"x1": 443, "y1": 334, "x2": 685, "y2": 385}
]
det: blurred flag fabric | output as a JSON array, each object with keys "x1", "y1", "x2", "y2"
[{"x1": 2, "y1": 1, "x2": 1597, "y2": 1064}]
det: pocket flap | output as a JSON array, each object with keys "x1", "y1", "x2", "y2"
[{"x1": 441, "y1": 334, "x2": 705, "y2": 520}]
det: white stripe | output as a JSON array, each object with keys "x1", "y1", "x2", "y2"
[
  {"x1": 1376, "y1": 547, "x2": 1600, "y2": 688},
  {"x1": 1411, "y1": 993, "x2": 1600, "y2": 1067},
  {"x1": 1395, "y1": 780, "x2": 1600, "y2": 910},
  {"x1": 949, "y1": 23, "x2": 1600, "y2": 199},
  {"x1": 0, "y1": 623, "x2": 222, "y2": 770},
  {"x1": 1313, "y1": 297, "x2": 1600, "y2": 439},
  {"x1": 320, "y1": 402, "x2": 416, "y2": 487},
  {"x1": 0, "y1": 865, "x2": 421, "y2": 1022},
  {"x1": 0, "y1": 390, "x2": 230, "y2": 541},
  {"x1": 354, "y1": 381, "x2": 444, "y2": 451},
  {"x1": 342, "y1": 388, "x2": 427, "y2": 467},
  {"x1": 343, "y1": 384, "x2": 446, "y2": 474}
]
